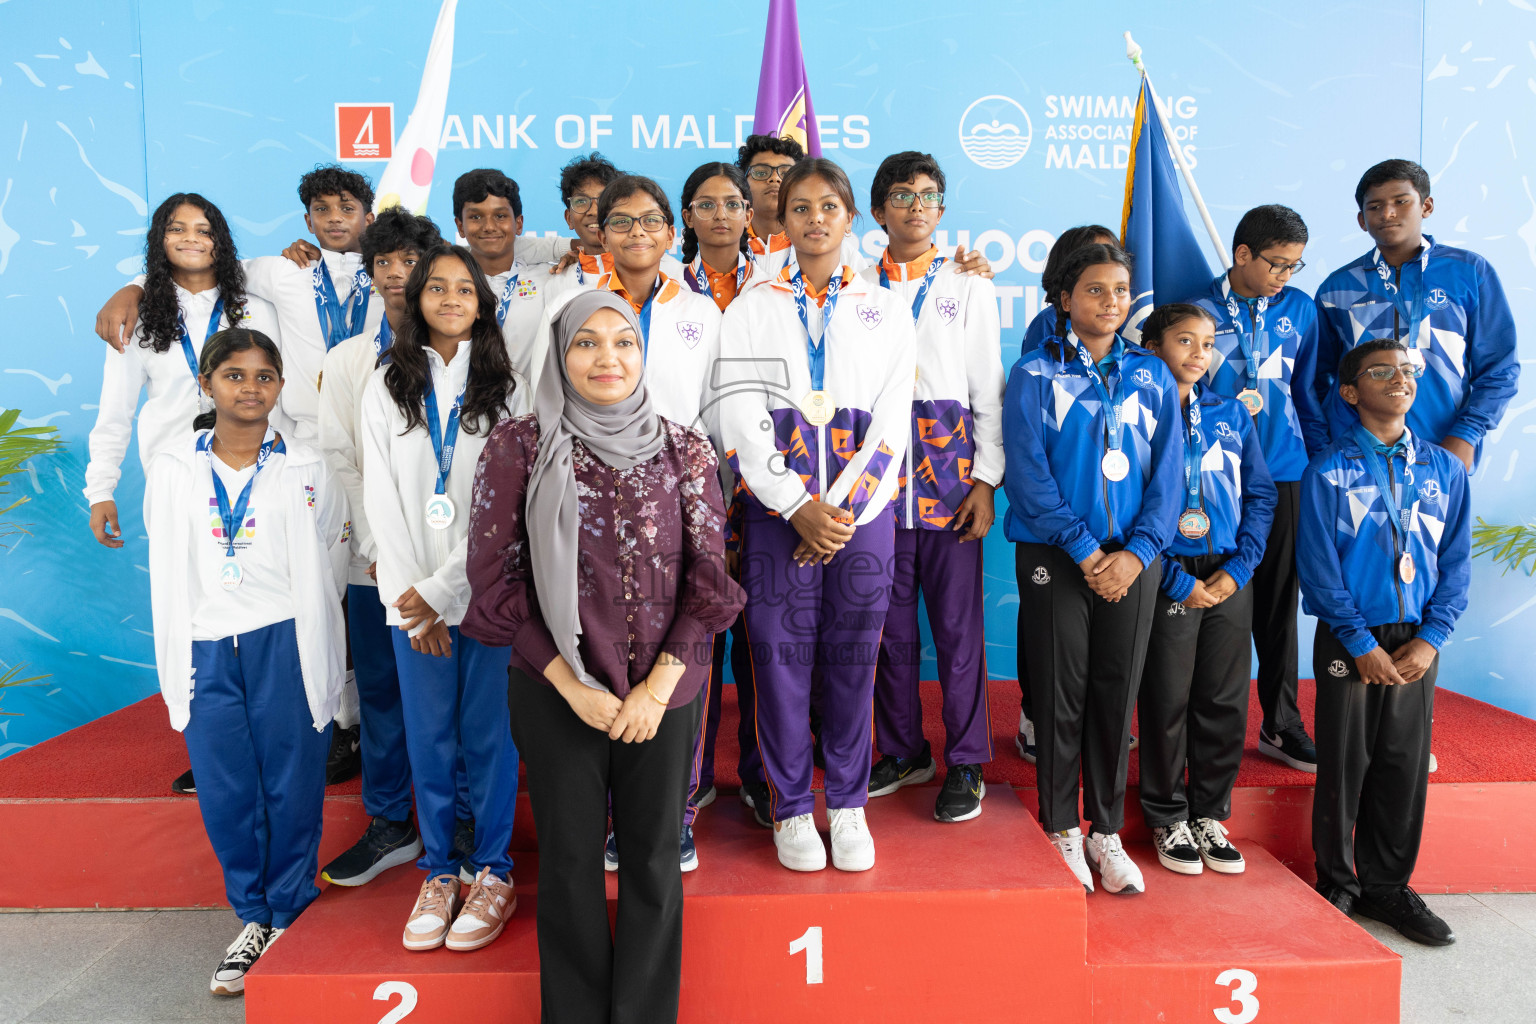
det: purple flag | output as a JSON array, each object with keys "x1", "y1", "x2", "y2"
[{"x1": 752, "y1": 0, "x2": 820, "y2": 157}]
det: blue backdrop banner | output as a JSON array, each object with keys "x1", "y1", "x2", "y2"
[{"x1": 1, "y1": 0, "x2": 1531, "y2": 756}]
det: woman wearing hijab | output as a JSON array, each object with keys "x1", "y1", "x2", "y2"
[{"x1": 463, "y1": 290, "x2": 745, "y2": 1024}]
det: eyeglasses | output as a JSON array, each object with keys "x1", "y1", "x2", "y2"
[
  {"x1": 603, "y1": 213, "x2": 669, "y2": 233},
  {"x1": 689, "y1": 198, "x2": 748, "y2": 217},
  {"x1": 567, "y1": 195, "x2": 600, "y2": 213},
  {"x1": 1257, "y1": 253, "x2": 1306, "y2": 276},
  {"x1": 747, "y1": 164, "x2": 795, "y2": 182},
  {"x1": 1351, "y1": 362, "x2": 1425, "y2": 383},
  {"x1": 887, "y1": 190, "x2": 944, "y2": 209}
]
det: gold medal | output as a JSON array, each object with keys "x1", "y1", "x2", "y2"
[
  {"x1": 1237, "y1": 388, "x2": 1264, "y2": 415},
  {"x1": 801, "y1": 390, "x2": 835, "y2": 427}
]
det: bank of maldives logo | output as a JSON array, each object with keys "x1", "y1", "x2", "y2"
[
  {"x1": 959, "y1": 96, "x2": 1032, "y2": 170},
  {"x1": 336, "y1": 103, "x2": 394, "y2": 161}
]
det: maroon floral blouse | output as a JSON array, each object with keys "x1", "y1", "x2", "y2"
[{"x1": 463, "y1": 414, "x2": 745, "y2": 705}]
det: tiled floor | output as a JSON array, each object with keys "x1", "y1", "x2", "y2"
[{"x1": 2, "y1": 895, "x2": 1534, "y2": 1022}]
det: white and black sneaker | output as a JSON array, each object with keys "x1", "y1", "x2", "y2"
[
  {"x1": 603, "y1": 831, "x2": 619, "y2": 872},
  {"x1": 322, "y1": 816, "x2": 423, "y2": 887},
  {"x1": 1190, "y1": 817, "x2": 1245, "y2": 874},
  {"x1": 1015, "y1": 711, "x2": 1037, "y2": 763},
  {"x1": 453, "y1": 818, "x2": 478, "y2": 884},
  {"x1": 171, "y1": 769, "x2": 196, "y2": 795},
  {"x1": 1086, "y1": 831, "x2": 1145, "y2": 895},
  {"x1": 934, "y1": 764, "x2": 985, "y2": 823},
  {"x1": 690, "y1": 784, "x2": 717, "y2": 809},
  {"x1": 210, "y1": 921, "x2": 272, "y2": 996},
  {"x1": 1257, "y1": 724, "x2": 1317, "y2": 773},
  {"x1": 1151, "y1": 821, "x2": 1203, "y2": 875},
  {"x1": 867, "y1": 740, "x2": 937, "y2": 797}
]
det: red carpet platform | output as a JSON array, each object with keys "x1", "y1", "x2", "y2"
[
  {"x1": 244, "y1": 788, "x2": 1398, "y2": 1024},
  {"x1": 2, "y1": 678, "x2": 1534, "y2": 909}
]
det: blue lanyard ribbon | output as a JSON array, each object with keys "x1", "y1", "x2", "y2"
[
  {"x1": 1183, "y1": 391, "x2": 1205, "y2": 512},
  {"x1": 177, "y1": 298, "x2": 225, "y2": 379},
  {"x1": 1071, "y1": 331, "x2": 1124, "y2": 453},
  {"x1": 1351, "y1": 424, "x2": 1418, "y2": 543},
  {"x1": 424, "y1": 374, "x2": 466, "y2": 497},
  {"x1": 494, "y1": 272, "x2": 521, "y2": 328},
  {"x1": 373, "y1": 315, "x2": 393, "y2": 360},
  {"x1": 1370, "y1": 242, "x2": 1432, "y2": 349},
  {"x1": 792, "y1": 269, "x2": 844, "y2": 391},
  {"x1": 635, "y1": 277, "x2": 663, "y2": 365},
  {"x1": 198, "y1": 428, "x2": 284, "y2": 557},
  {"x1": 878, "y1": 253, "x2": 947, "y2": 323},
  {"x1": 313, "y1": 260, "x2": 372, "y2": 351},
  {"x1": 687, "y1": 254, "x2": 750, "y2": 298},
  {"x1": 1221, "y1": 283, "x2": 1267, "y2": 394}
]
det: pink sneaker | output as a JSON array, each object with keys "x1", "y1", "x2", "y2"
[
  {"x1": 403, "y1": 874, "x2": 462, "y2": 951},
  {"x1": 446, "y1": 867, "x2": 516, "y2": 951}
]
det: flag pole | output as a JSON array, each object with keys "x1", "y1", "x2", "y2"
[{"x1": 1124, "y1": 31, "x2": 1231, "y2": 268}]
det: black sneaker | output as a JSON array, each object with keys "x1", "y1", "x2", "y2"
[
  {"x1": 1357, "y1": 886, "x2": 1456, "y2": 946},
  {"x1": 209, "y1": 921, "x2": 271, "y2": 996},
  {"x1": 868, "y1": 740, "x2": 937, "y2": 797},
  {"x1": 1189, "y1": 817, "x2": 1245, "y2": 874},
  {"x1": 604, "y1": 831, "x2": 619, "y2": 872},
  {"x1": 1316, "y1": 882, "x2": 1356, "y2": 917},
  {"x1": 325, "y1": 724, "x2": 361, "y2": 785},
  {"x1": 1151, "y1": 822, "x2": 1203, "y2": 875},
  {"x1": 1014, "y1": 713, "x2": 1037, "y2": 764},
  {"x1": 689, "y1": 784, "x2": 717, "y2": 810},
  {"x1": 680, "y1": 824, "x2": 698, "y2": 873},
  {"x1": 1257, "y1": 723, "x2": 1317, "y2": 773},
  {"x1": 739, "y1": 779, "x2": 773, "y2": 828},
  {"x1": 321, "y1": 815, "x2": 423, "y2": 887},
  {"x1": 171, "y1": 769, "x2": 196, "y2": 795},
  {"x1": 934, "y1": 764, "x2": 985, "y2": 823},
  {"x1": 453, "y1": 818, "x2": 477, "y2": 883}
]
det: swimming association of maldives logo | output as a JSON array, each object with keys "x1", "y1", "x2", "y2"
[
  {"x1": 336, "y1": 103, "x2": 394, "y2": 161},
  {"x1": 959, "y1": 95, "x2": 1032, "y2": 170}
]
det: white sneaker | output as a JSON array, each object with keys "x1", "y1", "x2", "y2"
[
  {"x1": 827, "y1": 806, "x2": 876, "y2": 872},
  {"x1": 1050, "y1": 827, "x2": 1093, "y2": 893},
  {"x1": 1428, "y1": 752, "x2": 1438, "y2": 774},
  {"x1": 1086, "y1": 831, "x2": 1144, "y2": 895},
  {"x1": 773, "y1": 812, "x2": 826, "y2": 871}
]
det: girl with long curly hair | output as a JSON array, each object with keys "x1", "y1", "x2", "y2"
[
  {"x1": 85, "y1": 193, "x2": 282, "y2": 549},
  {"x1": 359, "y1": 243, "x2": 528, "y2": 953}
]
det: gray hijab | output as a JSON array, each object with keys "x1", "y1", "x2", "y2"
[{"x1": 526, "y1": 289, "x2": 665, "y2": 691}]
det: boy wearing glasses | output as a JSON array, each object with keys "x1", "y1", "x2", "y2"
[
  {"x1": 738, "y1": 134, "x2": 869, "y2": 275},
  {"x1": 1185, "y1": 204, "x2": 1326, "y2": 774},
  {"x1": 1314, "y1": 159, "x2": 1519, "y2": 474},
  {"x1": 859, "y1": 151, "x2": 1005, "y2": 823},
  {"x1": 1297, "y1": 339, "x2": 1470, "y2": 947}
]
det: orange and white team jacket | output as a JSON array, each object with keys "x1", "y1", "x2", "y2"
[
  {"x1": 860, "y1": 246, "x2": 1005, "y2": 530},
  {"x1": 719, "y1": 265, "x2": 916, "y2": 526}
]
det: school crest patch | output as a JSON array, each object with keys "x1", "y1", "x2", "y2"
[
  {"x1": 1166, "y1": 602, "x2": 1187, "y2": 616},
  {"x1": 1217, "y1": 422, "x2": 1240, "y2": 443},
  {"x1": 1328, "y1": 659, "x2": 1349, "y2": 678},
  {"x1": 1420, "y1": 478, "x2": 1441, "y2": 502},
  {"x1": 304, "y1": 485, "x2": 317, "y2": 510},
  {"x1": 936, "y1": 297, "x2": 959, "y2": 324},
  {"x1": 517, "y1": 278, "x2": 539, "y2": 298},
  {"x1": 1426, "y1": 287, "x2": 1450, "y2": 310},
  {"x1": 1031, "y1": 566, "x2": 1050, "y2": 585},
  {"x1": 1131, "y1": 367, "x2": 1157, "y2": 390},
  {"x1": 1274, "y1": 315, "x2": 1296, "y2": 336},
  {"x1": 856, "y1": 305, "x2": 883, "y2": 329},
  {"x1": 676, "y1": 321, "x2": 703, "y2": 349},
  {"x1": 340, "y1": 520, "x2": 352, "y2": 543}
]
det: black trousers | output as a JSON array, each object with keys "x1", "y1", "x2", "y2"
[
  {"x1": 509, "y1": 667, "x2": 701, "y2": 1024},
  {"x1": 1311, "y1": 622, "x2": 1437, "y2": 897},
  {"x1": 703, "y1": 613, "x2": 754, "y2": 790},
  {"x1": 1016, "y1": 543, "x2": 1158, "y2": 835},
  {"x1": 1137, "y1": 553, "x2": 1254, "y2": 827},
  {"x1": 1252, "y1": 480, "x2": 1303, "y2": 733}
]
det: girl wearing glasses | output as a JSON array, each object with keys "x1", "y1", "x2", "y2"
[
  {"x1": 719, "y1": 158, "x2": 916, "y2": 872},
  {"x1": 1001, "y1": 244, "x2": 1182, "y2": 896},
  {"x1": 677, "y1": 161, "x2": 770, "y2": 841},
  {"x1": 860, "y1": 151, "x2": 1006, "y2": 825},
  {"x1": 361, "y1": 244, "x2": 528, "y2": 952},
  {"x1": 1138, "y1": 304, "x2": 1276, "y2": 877}
]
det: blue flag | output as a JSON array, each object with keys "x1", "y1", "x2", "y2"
[{"x1": 1119, "y1": 78, "x2": 1212, "y2": 343}]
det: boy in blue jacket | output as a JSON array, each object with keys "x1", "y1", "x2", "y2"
[
  {"x1": 1186, "y1": 205, "x2": 1325, "y2": 773},
  {"x1": 1137, "y1": 304, "x2": 1277, "y2": 877},
  {"x1": 1314, "y1": 159, "x2": 1519, "y2": 474},
  {"x1": 1298, "y1": 339, "x2": 1471, "y2": 946}
]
